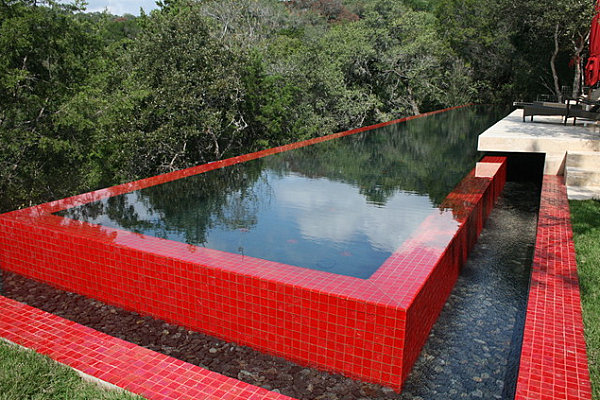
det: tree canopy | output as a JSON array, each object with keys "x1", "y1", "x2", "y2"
[{"x1": 0, "y1": 0, "x2": 594, "y2": 212}]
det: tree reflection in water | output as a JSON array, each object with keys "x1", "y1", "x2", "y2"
[{"x1": 56, "y1": 106, "x2": 508, "y2": 278}]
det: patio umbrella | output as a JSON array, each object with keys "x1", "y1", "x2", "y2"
[{"x1": 585, "y1": 0, "x2": 600, "y2": 86}]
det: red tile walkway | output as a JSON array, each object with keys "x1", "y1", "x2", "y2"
[
  {"x1": 515, "y1": 175, "x2": 592, "y2": 400},
  {"x1": 0, "y1": 296, "x2": 292, "y2": 400}
]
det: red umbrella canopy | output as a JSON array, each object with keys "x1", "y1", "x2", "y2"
[
  {"x1": 590, "y1": 0, "x2": 600, "y2": 56},
  {"x1": 586, "y1": 0, "x2": 600, "y2": 86}
]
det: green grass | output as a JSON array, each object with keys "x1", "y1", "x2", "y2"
[
  {"x1": 571, "y1": 199, "x2": 600, "y2": 399},
  {"x1": 0, "y1": 340, "x2": 143, "y2": 400}
]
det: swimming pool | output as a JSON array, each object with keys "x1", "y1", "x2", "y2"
[
  {"x1": 55, "y1": 106, "x2": 498, "y2": 279},
  {"x1": 0, "y1": 105, "x2": 507, "y2": 391}
]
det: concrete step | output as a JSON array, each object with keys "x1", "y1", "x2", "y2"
[
  {"x1": 544, "y1": 153, "x2": 567, "y2": 175},
  {"x1": 566, "y1": 151, "x2": 600, "y2": 170},
  {"x1": 565, "y1": 166, "x2": 600, "y2": 187},
  {"x1": 567, "y1": 185, "x2": 600, "y2": 200}
]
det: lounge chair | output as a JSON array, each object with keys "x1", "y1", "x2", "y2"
[
  {"x1": 566, "y1": 106, "x2": 600, "y2": 124},
  {"x1": 522, "y1": 100, "x2": 600, "y2": 125},
  {"x1": 522, "y1": 102, "x2": 571, "y2": 124},
  {"x1": 574, "y1": 97, "x2": 600, "y2": 112}
]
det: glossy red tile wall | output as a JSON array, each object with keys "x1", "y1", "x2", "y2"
[
  {"x1": 399, "y1": 159, "x2": 506, "y2": 381},
  {"x1": 2, "y1": 166, "x2": 594, "y2": 400},
  {"x1": 0, "y1": 156, "x2": 504, "y2": 391},
  {"x1": 0, "y1": 106, "x2": 505, "y2": 391},
  {"x1": 515, "y1": 175, "x2": 592, "y2": 400}
]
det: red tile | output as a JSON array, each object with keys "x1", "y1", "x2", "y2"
[
  {"x1": 0, "y1": 108, "x2": 507, "y2": 393},
  {"x1": 514, "y1": 175, "x2": 592, "y2": 400},
  {"x1": 0, "y1": 296, "x2": 294, "y2": 399}
]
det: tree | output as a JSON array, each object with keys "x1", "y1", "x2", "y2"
[
  {"x1": 434, "y1": 0, "x2": 517, "y2": 103},
  {"x1": 239, "y1": 50, "x2": 301, "y2": 148},
  {"x1": 0, "y1": 0, "x2": 104, "y2": 211},
  {"x1": 359, "y1": 1, "x2": 475, "y2": 116},
  {"x1": 288, "y1": 0, "x2": 358, "y2": 22},
  {"x1": 115, "y1": 4, "x2": 247, "y2": 175},
  {"x1": 197, "y1": 0, "x2": 293, "y2": 48},
  {"x1": 524, "y1": 0, "x2": 593, "y2": 100}
]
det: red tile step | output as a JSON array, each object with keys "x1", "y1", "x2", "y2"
[{"x1": 0, "y1": 295, "x2": 294, "y2": 400}]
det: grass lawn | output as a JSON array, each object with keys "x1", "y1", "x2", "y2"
[
  {"x1": 571, "y1": 199, "x2": 600, "y2": 399},
  {"x1": 0, "y1": 340, "x2": 143, "y2": 400}
]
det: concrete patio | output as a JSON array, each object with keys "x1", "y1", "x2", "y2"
[{"x1": 478, "y1": 109, "x2": 600, "y2": 199}]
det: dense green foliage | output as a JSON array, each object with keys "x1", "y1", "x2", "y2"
[
  {"x1": 0, "y1": 340, "x2": 143, "y2": 399},
  {"x1": 0, "y1": 0, "x2": 594, "y2": 212},
  {"x1": 570, "y1": 199, "x2": 600, "y2": 399}
]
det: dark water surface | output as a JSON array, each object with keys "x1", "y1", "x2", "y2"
[{"x1": 56, "y1": 106, "x2": 507, "y2": 278}]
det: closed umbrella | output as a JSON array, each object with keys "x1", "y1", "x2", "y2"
[{"x1": 585, "y1": 0, "x2": 600, "y2": 86}]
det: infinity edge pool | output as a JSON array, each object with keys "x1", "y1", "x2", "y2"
[{"x1": 0, "y1": 106, "x2": 505, "y2": 390}]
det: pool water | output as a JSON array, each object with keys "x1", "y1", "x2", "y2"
[{"x1": 56, "y1": 106, "x2": 507, "y2": 278}]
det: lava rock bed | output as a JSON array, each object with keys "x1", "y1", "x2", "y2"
[
  {"x1": 0, "y1": 181, "x2": 540, "y2": 400},
  {"x1": 1, "y1": 271, "x2": 397, "y2": 400}
]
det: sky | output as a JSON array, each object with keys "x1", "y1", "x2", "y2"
[{"x1": 83, "y1": 0, "x2": 159, "y2": 16}]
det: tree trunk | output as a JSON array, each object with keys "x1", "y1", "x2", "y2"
[
  {"x1": 208, "y1": 129, "x2": 221, "y2": 160},
  {"x1": 407, "y1": 86, "x2": 420, "y2": 115},
  {"x1": 572, "y1": 32, "x2": 588, "y2": 99},
  {"x1": 572, "y1": 57, "x2": 582, "y2": 99},
  {"x1": 551, "y1": 23, "x2": 562, "y2": 103}
]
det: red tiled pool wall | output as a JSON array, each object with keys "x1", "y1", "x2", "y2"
[
  {"x1": 400, "y1": 158, "x2": 507, "y2": 381},
  {"x1": 0, "y1": 215, "x2": 408, "y2": 388},
  {"x1": 0, "y1": 157, "x2": 506, "y2": 392}
]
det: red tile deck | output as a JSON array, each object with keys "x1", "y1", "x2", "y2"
[
  {"x1": 0, "y1": 106, "x2": 505, "y2": 392},
  {"x1": 515, "y1": 175, "x2": 592, "y2": 400},
  {"x1": 0, "y1": 295, "x2": 293, "y2": 400}
]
